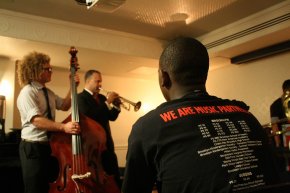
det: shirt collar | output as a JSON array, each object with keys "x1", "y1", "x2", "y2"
[
  {"x1": 31, "y1": 81, "x2": 44, "y2": 90},
  {"x1": 84, "y1": 88, "x2": 94, "y2": 96}
]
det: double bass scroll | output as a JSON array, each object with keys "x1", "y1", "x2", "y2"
[{"x1": 49, "y1": 47, "x2": 121, "y2": 193}]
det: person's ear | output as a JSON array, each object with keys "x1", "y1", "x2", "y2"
[{"x1": 160, "y1": 70, "x2": 171, "y2": 89}]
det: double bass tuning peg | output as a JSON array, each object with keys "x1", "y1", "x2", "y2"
[
  {"x1": 69, "y1": 46, "x2": 78, "y2": 55},
  {"x1": 69, "y1": 46, "x2": 79, "y2": 70}
]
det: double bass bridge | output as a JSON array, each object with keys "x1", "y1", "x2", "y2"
[
  {"x1": 71, "y1": 172, "x2": 92, "y2": 193},
  {"x1": 71, "y1": 172, "x2": 91, "y2": 180}
]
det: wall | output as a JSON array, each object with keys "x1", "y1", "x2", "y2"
[
  {"x1": 50, "y1": 51, "x2": 290, "y2": 167},
  {"x1": 207, "y1": 51, "x2": 290, "y2": 125},
  {"x1": 1, "y1": 51, "x2": 289, "y2": 167},
  {"x1": 0, "y1": 58, "x2": 163, "y2": 167},
  {"x1": 98, "y1": 74, "x2": 164, "y2": 166},
  {"x1": 50, "y1": 68, "x2": 164, "y2": 167},
  {"x1": 0, "y1": 58, "x2": 16, "y2": 133}
]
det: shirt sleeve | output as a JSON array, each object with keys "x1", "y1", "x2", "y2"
[{"x1": 17, "y1": 86, "x2": 41, "y2": 124}]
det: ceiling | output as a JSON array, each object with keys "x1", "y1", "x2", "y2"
[{"x1": 0, "y1": 0, "x2": 289, "y2": 79}]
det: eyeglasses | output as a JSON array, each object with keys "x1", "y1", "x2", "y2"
[{"x1": 43, "y1": 67, "x2": 52, "y2": 72}]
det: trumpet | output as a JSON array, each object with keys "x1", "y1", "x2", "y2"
[{"x1": 99, "y1": 88, "x2": 142, "y2": 111}]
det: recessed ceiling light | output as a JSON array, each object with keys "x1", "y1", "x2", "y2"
[{"x1": 170, "y1": 13, "x2": 189, "y2": 22}]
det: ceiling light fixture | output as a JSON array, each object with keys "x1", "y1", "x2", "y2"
[
  {"x1": 170, "y1": 13, "x2": 189, "y2": 22},
  {"x1": 75, "y1": 0, "x2": 93, "y2": 6},
  {"x1": 74, "y1": 0, "x2": 126, "y2": 12}
]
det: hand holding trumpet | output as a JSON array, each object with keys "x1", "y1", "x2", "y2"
[
  {"x1": 106, "y1": 91, "x2": 122, "y2": 107},
  {"x1": 99, "y1": 88, "x2": 141, "y2": 111}
]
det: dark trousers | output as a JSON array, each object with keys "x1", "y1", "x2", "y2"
[
  {"x1": 19, "y1": 141, "x2": 52, "y2": 193},
  {"x1": 102, "y1": 150, "x2": 122, "y2": 188}
]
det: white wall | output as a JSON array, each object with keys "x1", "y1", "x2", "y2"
[
  {"x1": 0, "y1": 58, "x2": 16, "y2": 132},
  {"x1": 50, "y1": 68, "x2": 164, "y2": 167},
  {"x1": 207, "y1": 52, "x2": 290, "y2": 125},
  {"x1": 1, "y1": 51, "x2": 289, "y2": 167},
  {"x1": 99, "y1": 74, "x2": 165, "y2": 166}
]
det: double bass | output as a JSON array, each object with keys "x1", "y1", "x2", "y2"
[{"x1": 49, "y1": 47, "x2": 120, "y2": 193}]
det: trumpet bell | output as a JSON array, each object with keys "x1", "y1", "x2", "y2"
[
  {"x1": 120, "y1": 98, "x2": 142, "y2": 111},
  {"x1": 134, "y1": 101, "x2": 142, "y2": 111}
]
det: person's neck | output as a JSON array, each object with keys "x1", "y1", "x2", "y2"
[
  {"x1": 34, "y1": 80, "x2": 45, "y2": 87},
  {"x1": 170, "y1": 84, "x2": 206, "y2": 100},
  {"x1": 32, "y1": 80, "x2": 46, "y2": 87}
]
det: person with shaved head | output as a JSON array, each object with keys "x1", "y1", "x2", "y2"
[{"x1": 122, "y1": 37, "x2": 282, "y2": 193}]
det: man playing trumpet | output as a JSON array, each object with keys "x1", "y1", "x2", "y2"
[{"x1": 77, "y1": 69, "x2": 122, "y2": 189}]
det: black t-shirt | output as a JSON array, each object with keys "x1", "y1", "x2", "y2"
[
  {"x1": 270, "y1": 97, "x2": 286, "y2": 122},
  {"x1": 122, "y1": 93, "x2": 280, "y2": 193}
]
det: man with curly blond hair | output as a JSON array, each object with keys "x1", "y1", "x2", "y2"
[{"x1": 17, "y1": 51, "x2": 80, "y2": 193}]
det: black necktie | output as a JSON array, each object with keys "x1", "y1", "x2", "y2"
[{"x1": 42, "y1": 87, "x2": 53, "y2": 120}]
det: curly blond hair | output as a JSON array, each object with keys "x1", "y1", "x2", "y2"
[{"x1": 17, "y1": 51, "x2": 50, "y2": 87}]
